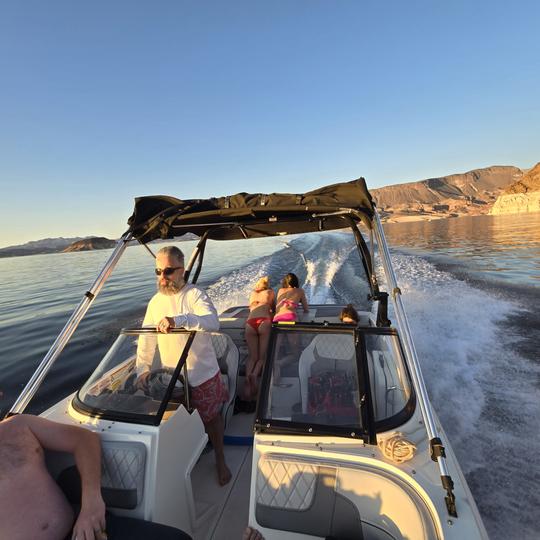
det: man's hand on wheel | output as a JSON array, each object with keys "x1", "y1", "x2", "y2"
[
  {"x1": 157, "y1": 317, "x2": 176, "y2": 333},
  {"x1": 136, "y1": 371, "x2": 151, "y2": 391}
]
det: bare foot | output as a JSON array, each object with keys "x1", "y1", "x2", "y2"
[
  {"x1": 242, "y1": 527, "x2": 264, "y2": 540},
  {"x1": 217, "y1": 461, "x2": 232, "y2": 486}
]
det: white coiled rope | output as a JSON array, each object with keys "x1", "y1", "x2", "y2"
[{"x1": 378, "y1": 433, "x2": 417, "y2": 463}]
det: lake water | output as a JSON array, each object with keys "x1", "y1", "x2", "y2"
[{"x1": 0, "y1": 212, "x2": 539, "y2": 539}]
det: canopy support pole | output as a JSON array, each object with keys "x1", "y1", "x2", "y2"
[
  {"x1": 184, "y1": 231, "x2": 209, "y2": 284},
  {"x1": 7, "y1": 234, "x2": 132, "y2": 418},
  {"x1": 372, "y1": 211, "x2": 457, "y2": 517}
]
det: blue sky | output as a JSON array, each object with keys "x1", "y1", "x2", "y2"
[{"x1": 1, "y1": 1, "x2": 539, "y2": 247}]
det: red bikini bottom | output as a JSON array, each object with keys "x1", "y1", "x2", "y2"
[{"x1": 246, "y1": 317, "x2": 271, "y2": 331}]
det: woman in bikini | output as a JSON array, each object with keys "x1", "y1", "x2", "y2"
[
  {"x1": 244, "y1": 276, "x2": 275, "y2": 401},
  {"x1": 271, "y1": 273, "x2": 309, "y2": 384},
  {"x1": 273, "y1": 272, "x2": 309, "y2": 322}
]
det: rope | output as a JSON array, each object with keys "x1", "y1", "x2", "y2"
[{"x1": 378, "y1": 433, "x2": 417, "y2": 463}]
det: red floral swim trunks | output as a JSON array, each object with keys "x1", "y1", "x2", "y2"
[{"x1": 190, "y1": 371, "x2": 228, "y2": 424}]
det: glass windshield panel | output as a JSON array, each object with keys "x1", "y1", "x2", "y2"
[
  {"x1": 263, "y1": 329, "x2": 362, "y2": 429},
  {"x1": 78, "y1": 331, "x2": 187, "y2": 419},
  {"x1": 365, "y1": 333, "x2": 412, "y2": 422}
]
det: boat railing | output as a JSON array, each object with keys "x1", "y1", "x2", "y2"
[
  {"x1": 6, "y1": 234, "x2": 132, "y2": 418},
  {"x1": 373, "y1": 210, "x2": 457, "y2": 517}
]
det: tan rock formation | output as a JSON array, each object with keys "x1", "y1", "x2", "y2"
[
  {"x1": 371, "y1": 165, "x2": 523, "y2": 222},
  {"x1": 63, "y1": 237, "x2": 116, "y2": 252},
  {"x1": 490, "y1": 162, "x2": 540, "y2": 215}
]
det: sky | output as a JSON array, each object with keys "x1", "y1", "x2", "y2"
[{"x1": 1, "y1": 0, "x2": 539, "y2": 248}]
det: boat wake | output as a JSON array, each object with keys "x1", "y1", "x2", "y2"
[
  {"x1": 207, "y1": 232, "x2": 372, "y2": 313},
  {"x1": 375, "y1": 251, "x2": 539, "y2": 540}
]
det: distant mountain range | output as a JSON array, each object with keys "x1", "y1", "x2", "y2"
[
  {"x1": 371, "y1": 165, "x2": 525, "y2": 222},
  {"x1": 1, "y1": 163, "x2": 538, "y2": 259},
  {"x1": 0, "y1": 233, "x2": 199, "y2": 259},
  {"x1": 0, "y1": 237, "x2": 86, "y2": 258}
]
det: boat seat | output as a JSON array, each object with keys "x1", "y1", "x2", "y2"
[
  {"x1": 255, "y1": 455, "x2": 438, "y2": 540},
  {"x1": 299, "y1": 334, "x2": 356, "y2": 414},
  {"x1": 255, "y1": 457, "x2": 363, "y2": 539},
  {"x1": 101, "y1": 514, "x2": 192, "y2": 540},
  {"x1": 57, "y1": 440, "x2": 146, "y2": 510},
  {"x1": 57, "y1": 465, "x2": 192, "y2": 539},
  {"x1": 211, "y1": 332, "x2": 239, "y2": 428}
]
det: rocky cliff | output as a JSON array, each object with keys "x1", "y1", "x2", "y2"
[
  {"x1": 371, "y1": 165, "x2": 523, "y2": 222},
  {"x1": 63, "y1": 237, "x2": 117, "y2": 252},
  {"x1": 489, "y1": 162, "x2": 540, "y2": 215}
]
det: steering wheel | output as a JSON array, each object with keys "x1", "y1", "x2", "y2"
[{"x1": 146, "y1": 368, "x2": 185, "y2": 400}]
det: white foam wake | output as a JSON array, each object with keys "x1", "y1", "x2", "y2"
[
  {"x1": 377, "y1": 252, "x2": 520, "y2": 454},
  {"x1": 301, "y1": 233, "x2": 355, "y2": 303}
]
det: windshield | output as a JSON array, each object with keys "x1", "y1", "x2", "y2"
[
  {"x1": 256, "y1": 325, "x2": 414, "y2": 441},
  {"x1": 75, "y1": 329, "x2": 194, "y2": 425},
  {"x1": 257, "y1": 326, "x2": 369, "y2": 439},
  {"x1": 365, "y1": 333, "x2": 412, "y2": 423}
]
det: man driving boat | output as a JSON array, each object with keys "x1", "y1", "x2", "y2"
[{"x1": 136, "y1": 246, "x2": 231, "y2": 486}]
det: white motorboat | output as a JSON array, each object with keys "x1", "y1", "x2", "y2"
[{"x1": 8, "y1": 178, "x2": 488, "y2": 539}]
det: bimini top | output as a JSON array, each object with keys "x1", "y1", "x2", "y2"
[{"x1": 126, "y1": 178, "x2": 375, "y2": 242}]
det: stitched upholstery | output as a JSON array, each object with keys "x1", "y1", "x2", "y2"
[
  {"x1": 101, "y1": 441, "x2": 146, "y2": 501},
  {"x1": 256, "y1": 458, "x2": 317, "y2": 510},
  {"x1": 314, "y1": 334, "x2": 355, "y2": 360},
  {"x1": 299, "y1": 334, "x2": 356, "y2": 413},
  {"x1": 210, "y1": 332, "x2": 239, "y2": 428}
]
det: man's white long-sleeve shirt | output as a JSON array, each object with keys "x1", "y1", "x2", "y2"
[{"x1": 136, "y1": 284, "x2": 220, "y2": 387}]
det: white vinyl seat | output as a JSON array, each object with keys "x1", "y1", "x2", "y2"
[
  {"x1": 210, "y1": 332, "x2": 239, "y2": 428},
  {"x1": 298, "y1": 334, "x2": 356, "y2": 414}
]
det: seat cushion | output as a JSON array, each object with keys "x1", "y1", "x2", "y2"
[{"x1": 104, "y1": 514, "x2": 192, "y2": 540}]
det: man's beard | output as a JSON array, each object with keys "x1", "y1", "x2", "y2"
[{"x1": 158, "y1": 276, "x2": 185, "y2": 295}]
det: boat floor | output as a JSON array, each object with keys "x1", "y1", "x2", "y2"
[{"x1": 192, "y1": 412, "x2": 255, "y2": 540}]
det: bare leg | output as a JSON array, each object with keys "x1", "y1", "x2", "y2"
[
  {"x1": 249, "y1": 321, "x2": 272, "y2": 399},
  {"x1": 205, "y1": 414, "x2": 231, "y2": 486},
  {"x1": 244, "y1": 324, "x2": 259, "y2": 400},
  {"x1": 257, "y1": 321, "x2": 271, "y2": 367}
]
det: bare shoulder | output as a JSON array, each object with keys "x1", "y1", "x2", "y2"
[
  {"x1": 263, "y1": 289, "x2": 274, "y2": 301},
  {"x1": 0, "y1": 414, "x2": 29, "y2": 431},
  {"x1": 0, "y1": 415, "x2": 43, "y2": 466}
]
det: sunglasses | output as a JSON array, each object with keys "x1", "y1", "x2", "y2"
[{"x1": 155, "y1": 266, "x2": 183, "y2": 276}]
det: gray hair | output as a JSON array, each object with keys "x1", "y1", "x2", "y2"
[{"x1": 157, "y1": 245, "x2": 185, "y2": 265}]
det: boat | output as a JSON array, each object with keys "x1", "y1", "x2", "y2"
[{"x1": 7, "y1": 178, "x2": 488, "y2": 539}]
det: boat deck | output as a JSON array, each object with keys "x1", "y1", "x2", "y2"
[
  {"x1": 192, "y1": 413, "x2": 255, "y2": 540},
  {"x1": 192, "y1": 445, "x2": 252, "y2": 540}
]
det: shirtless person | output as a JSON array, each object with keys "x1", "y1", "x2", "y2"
[
  {"x1": 0, "y1": 413, "x2": 252, "y2": 539},
  {"x1": 0, "y1": 414, "x2": 106, "y2": 540}
]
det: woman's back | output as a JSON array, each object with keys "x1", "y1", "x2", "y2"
[
  {"x1": 249, "y1": 288, "x2": 274, "y2": 318},
  {"x1": 275, "y1": 287, "x2": 308, "y2": 315}
]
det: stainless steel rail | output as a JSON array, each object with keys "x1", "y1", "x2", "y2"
[
  {"x1": 8, "y1": 235, "x2": 132, "y2": 416},
  {"x1": 372, "y1": 212, "x2": 454, "y2": 481}
]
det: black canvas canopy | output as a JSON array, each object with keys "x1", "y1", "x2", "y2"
[{"x1": 126, "y1": 178, "x2": 375, "y2": 243}]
